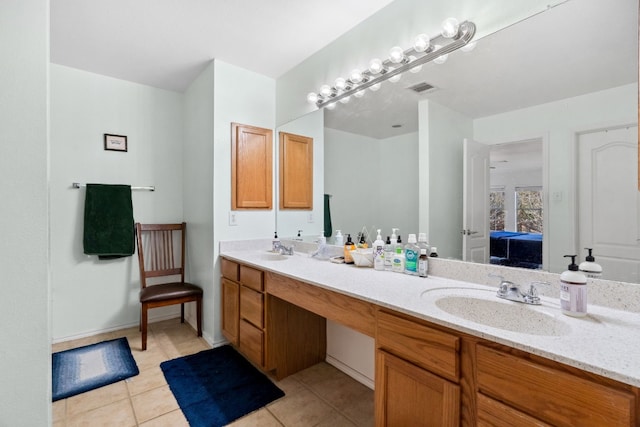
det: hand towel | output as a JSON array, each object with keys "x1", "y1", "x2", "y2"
[
  {"x1": 323, "y1": 194, "x2": 333, "y2": 238},
  {"x1": 83, "y1": 184, "x2": 134, "y2": 259}
]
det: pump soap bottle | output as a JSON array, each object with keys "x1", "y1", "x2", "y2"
[
  {"x1": 373, "y1": 229, "x2": 385, "y2": 271},
  {"x1": 334, "y1": 230, "x2": 344, "y2": 246},
  {"x1": 383, "y1": 236, "x2": 393, "y2": 271},
  {"x1": 579, "y1": 248, "x2": 602, "y2": 279},
  {"x1": 560, "y1": 255, "x2": 587, "y2": 317},
  {"x1": 344, "y1": 234, "x2": 355, "y2": 264}
]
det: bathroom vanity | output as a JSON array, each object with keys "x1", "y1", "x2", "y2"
[{"x1": 220, "y1": 245, "x2": 640, "y2": 426}]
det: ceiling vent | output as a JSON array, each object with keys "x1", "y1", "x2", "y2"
[{"x1": 408, "y1": 82, "x2": 437, "y2": 94}]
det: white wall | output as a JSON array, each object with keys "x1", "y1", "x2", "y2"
[
  {"x1": 50, "y1": 64, "x2": 185, "y2": 340},
  {"x1": 212, "y1": 60, "x2": 276, "y2": 344},
  {"x1": 419, "y1": 100, "x2": 473, "y2": 259},
  {"x1": 276, "y1": 109, "x2": 325, "y2": 239},
  {"x1": 474, "y1": 83, "x2": 637, "y2": 272},
  {"x1": 0, "y1": 0, "x2": 51, "y2": 424},
  {"x1": 324, "y1": 128, "x2": 419, "y2": 240}
]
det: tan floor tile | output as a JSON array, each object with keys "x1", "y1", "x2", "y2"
[
  {"x1": 307, "y1": 373, "x2": 372, "y2": 413},
  {"x1": 131, "y1": 384, "x2": 179, "y2": 424},
  {"x1": 139, "y1": 409, "x2": 189, "y2": 427},
  {"x1": 66, "y1": 381, "x2": 129, "y2": 418},
  {"x1": 66, "y1": 398, "x2": 136, "y2": 427},
  {"x1": 52, "y1": 399, "x2": 66, "y2": 423},
  {"x1": 272, "y1": 376, "x2": 306, "y2": 396},
  {"x1": 313, "y1": 409, "x2": 357, "y2": 427},
  {"x1": 175, "y1": 339, "x2": 210, "y2": 357},
  {"x1": 125, "y1": 366, "x2": 167, "y2": 396},
  {"x1": 228, "y1": 408, "x2": 284, "y2": 426},
  {"x1": 268, "y1": 387, "x2": 336, "y2": 426},
  {"x1": 130, "y1": 345, "x2": 168, "y2": 371},
  {"x1": 293, "y1": 362, "x2": 345, "y2": 387}
]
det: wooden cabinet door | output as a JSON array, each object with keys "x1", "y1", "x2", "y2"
[
  {"x1": 231, "y1": 122, "x2": 273, "y2": 209},
  {"x1": 221, "y1": 278, "x2": 239, "y2": 345},
  {"x1": 279, "y1": 132, "x2": 313, "y2": 209},
  {"x1": 375, "y1": 350, "x2": 460, "y2": 427}
]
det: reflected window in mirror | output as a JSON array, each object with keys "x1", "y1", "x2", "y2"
[
  {"x1": 515, "y1": 186, "x2": 543, "y2": 234},
  {"x1": 490, "y1": 188, "x2": 505, "y2": 231}
]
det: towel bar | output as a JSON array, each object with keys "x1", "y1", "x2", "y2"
[{"x1": 72, "y1": 182, "x2": 155, "y2": 191}]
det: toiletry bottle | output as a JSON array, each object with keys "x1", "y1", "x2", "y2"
[
  {"x1": 404, "y1": 234, "x2": 419, "y2": 276},
  {"x1": 334, "y1": 230, "x2": 343, "y2": 246},
  {"x1": 579, "y1": 248, "x2": 602, "y2": 279},
  {"x1": 373, "y1": 229, "x2": 385, "y2": 271},
  {"x1": 392, "y1": 241, "x2": 405, "y2": 273},
  {"x1": 344, "y1": 234, "x2": 355, "y2": 264},
  {"x1": 383, "y1": 236, "x2": 393, "y2": 271},
  {"x1": 560, "y1": 255, "x2": 588, "y2": 317},
  {"x1": 430, "y1": 247, "x2": 439, "y2": 257},
  {"x1": 358, "y1": 233, "x2": 368, "y2": 249},
  {"x1": 418, "y1": 233, "x2": 430, "y2": 258},
  {"x1": 418, "y1": 248, "x2": 429, "y2": 277},
  {"x1": 272, "y1": 232, "x2": 280, "y2": 252}
]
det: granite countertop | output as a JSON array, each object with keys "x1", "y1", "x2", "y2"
[{"x1": 220, "y1": 244, "x2": 640, "y2": 388}]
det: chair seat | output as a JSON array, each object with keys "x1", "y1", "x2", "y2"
[{"x1": 139, "y1": 282, "x2": 203, "y2": 303}]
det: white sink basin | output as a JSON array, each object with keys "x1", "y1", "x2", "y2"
[
  {"x1": 261, "y1": 251, "x2": 288, "y2": 261},
  {"x1": 422, "y1": 287, "x2": 571, "y2": 336}
]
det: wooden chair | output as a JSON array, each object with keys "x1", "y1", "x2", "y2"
[{"x1": 135, "y1": 222, "x2": 203, "y2": 350}]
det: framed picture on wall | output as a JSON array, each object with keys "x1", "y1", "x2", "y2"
[{"x1": 104, "y1": 134, "x2": 128, "y2": 152}]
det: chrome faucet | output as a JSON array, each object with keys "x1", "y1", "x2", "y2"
[
  {"x1": 490, "y1": 274, "x2": 549, "y2": 305},
  {"x1": 273, "y1": 241, "x2": 294, "y2": 255}
]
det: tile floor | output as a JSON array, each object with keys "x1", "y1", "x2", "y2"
[{"x1": 52, "y1": 319, "x2": 374, "y2": 426}]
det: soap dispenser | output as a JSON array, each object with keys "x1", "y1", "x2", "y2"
[
  {"x1": 383, "y1": 236, "x2": 393, "y2": 271},
  {"x1": 373, "y1": 229, "x2": 385, "y2": 271},
  {"x1": 344, "y1": 234, "x2": 355, "y2": 264},
  {"x1": 334, "y1": 230, "x2": 343, "y2": 246},
  {"x1": 272, "y1": 232, "x2": 280, "y2": 252},
  {"x1": 560, "y1": 255, "x2": 587, "y2": 317},
  {"x1": 579, "y1": 248, "x2": 602, "y2": 279}
]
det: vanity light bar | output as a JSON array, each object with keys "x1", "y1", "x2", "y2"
[{"x1": 308, "y1": 19, "x2": 476, "y2": 109}]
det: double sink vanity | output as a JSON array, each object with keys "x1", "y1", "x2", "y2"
[{"x1": 220, "y1": 240, "x2": 640, "y2": 426}]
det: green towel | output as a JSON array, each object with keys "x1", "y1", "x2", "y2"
[
  {"x1": 83, "y1": 184, "x2": 134, "y2": 258},
  {"x1": 324, "y1": 194, "x2": 332, "y2": 238}
]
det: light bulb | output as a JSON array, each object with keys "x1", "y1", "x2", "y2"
[
  {"x1": 461, "y1": 41, "x2": 476, "y2": 52},
  {"x1": 408, "y1": 56, "x2": 422, "y2": 73},
  {"x1": 320, "y1": 85, "x2": 332, "y2": 97},
  {"x1": 349, "y1": 69, "x2": 363, "y2": 83},
  {"x1": 369, "y1": 58, "x2": 384, "y2": 74},
  {"x1": 441, "y1": 17, "x2": 459, "y2": 38},
  {"x1": 325, "y1": 102, "x2": 336, "y2": 110},
  {"x1": 413, "y1": 33, "x2": 430, "y2": 52},
  {"x1": 306, "y1": 92, "x2": 318, "y2": 104},
  {"x1": 433, "y1": 45, "x2": 448, "y2": 64},
  {"x1": 369, "y1": 83, "x2": 381, "y2": 92},
  {"x1": 339, "y1": 96, "x2": 351, "y2": 104},
  {"x1": 389, "y1": 46, "x2": 405, "y2": 64},
  {"x1": 334, "y1": 77, "x2": 347, "y2": 90},
  {"x1": 353, "y1": 89, "x2": 365, "y2": 98},
  {"x1": 387, "y1": 67, "x2": 401, "y2": 83}
]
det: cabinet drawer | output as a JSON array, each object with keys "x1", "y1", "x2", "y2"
[
  {"x1": 239, "y1": 319, "x2": 264, "y2": 367},
  {"x1": 221, "y1": 258, "x2": 239, "y2": 281},
  {"x1": 477, "y1": 393, "x2": 551, "y2": 427},
  {"x1": 240, "y1": 265, "x2": 263, "y2": 291},
  {"x1": 476, "y1": 345, "x2": 636, "y2": 426},
  {"x1": 240, "y1": 285, "x2": 264, "y2": 328},
  {"x1": 376, "y1": 310, "x2": 459, "y2": 382}
]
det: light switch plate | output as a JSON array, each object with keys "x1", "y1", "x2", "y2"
[
  {"x1": 307, "y1": 212, "x2": 314, "y2": 223},
  {"x1": 229, "y1": 211, "x2": 238, "y2": 226}
]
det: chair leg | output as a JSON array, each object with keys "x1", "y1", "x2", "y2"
[
  {"x1": 180, "y1": 303, "x2": 185, "y2": 323},
  {"x1": 196, "y1": 297, "x2": 202, "y2": 337},
  {"x1": 141, "y1": 304, "x2": 148, "y2": 351}
]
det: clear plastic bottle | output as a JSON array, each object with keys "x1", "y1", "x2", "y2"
[
  {"x1": 334, "y1": 230, "x2": 343, "y2": 246},
  {"x1": 418, "y1": 248, "x2": 429, "y2": 277},
  {"x1": 418, "y1": 233, "x2": 430, "y2": 258},
  {"x1": 392, "y1": 244, "x2": 405, "y2": 273},
  {"x1": 404, "y1": 234, "x2": 419, "y2": 275}
]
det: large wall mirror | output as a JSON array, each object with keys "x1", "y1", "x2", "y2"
[{"x1": 277, "y1": 0, "x2": 639, "y2": 283}]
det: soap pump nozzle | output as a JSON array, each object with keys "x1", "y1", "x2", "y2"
[
  {"x1": 584, "y1": 248, "x2": 595, "y2": 262},
  {"x1": 564, "y1": 254, "x2": 579, "y2": 271}
]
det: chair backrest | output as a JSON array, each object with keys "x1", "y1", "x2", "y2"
[{"x1": 135, "y1": 222, "x2": 186, "y2": 288}]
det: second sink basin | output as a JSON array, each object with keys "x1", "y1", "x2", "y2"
[{"x1": 434, "y1": 295, "x2": 571, "y2": 336}]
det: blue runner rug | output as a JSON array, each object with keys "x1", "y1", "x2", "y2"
[
  {"x1": 161, "y1": 345, "x2": 285, "y2": 427},
  {"x1": 52, "y1": 337, "x2": 139, "y2": 401}
]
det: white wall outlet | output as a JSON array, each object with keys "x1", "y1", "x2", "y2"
[
  {"x1": 229, "y1": 211, "x2": 238, "y2": 226},
  {"x1": 307, "y1": 212, "x2": 314, "y2": 223}
]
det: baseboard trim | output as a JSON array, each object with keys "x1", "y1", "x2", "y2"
[{"x1": 325, "y1": 355, "x2": 375, "y2": 390}]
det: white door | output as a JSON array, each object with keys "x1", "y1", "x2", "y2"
[
  {"x1": 578, "y1": 125, "x2": 640, "y2": 282},
  {"x1": 463, "y1": 139, "x2": 490, "y2": 263}
]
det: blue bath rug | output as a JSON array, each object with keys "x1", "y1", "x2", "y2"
[
  {"x1": 161, "y1": 345, "x2": 285, "y2": 427},
  {"x1": 52, "y1": 337, "x2": 139, "y2": 401}
]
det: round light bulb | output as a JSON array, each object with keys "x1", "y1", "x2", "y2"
[
  {"x1": 413, "y1": 33, "x2": 430, "y2": 52},
  {"x1": 408, "y1": 56, "x2": 422, "y2": 73},
  {"x1": 433, "y1": 45, "x2": 448, "y2": 64},
  {"x1": 441, "y1": 17, "x2": 460, "y2": 38},
  {"x1": 461, "y1": 41, "x2": 477, "y2": 52},
  {"x1": 349, "y1": 69, "x2": 363, "y2": 84},
  {"x1": 369, "y1": 83, "x2": 381, "y2": 92},
  {"x1": 325, "y1": 102, "x2": 336, "y2": 110},
  {"x1": 389, "y1": 46, "x2": 405, "y2": 64},
  {"x1": 320, "y1": 84, "x2": 332, "y2": 97},
  {"x1": 369, "y1": 58, "x2": 384, "y2": 74},
  {"x1": 339, "y1": 96, "x2": 351, "y2": 104},
  {"x1": 353, "y1": 89, "x2": 365, "y2": 98},
  {"x1": 387, "y1": 67, "x2": 401, "y2": 83},
  {"x1": 306, "y1": 92, "x2": 318, "y2": 104},
  {"x1": 334, "y1": 77, "x2": 347, "y2": 90}
]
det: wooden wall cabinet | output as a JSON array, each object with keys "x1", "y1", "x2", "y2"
[
  {"x1": 279, "y1": 132, "x2": 313, "y2": 210},
  {"x1": 231, "y1": 123, "x2": 273, "y2": 210}
]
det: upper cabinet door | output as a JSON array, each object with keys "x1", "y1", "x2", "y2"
[
  {"x1": 279, "y1": 132, "x2": 313, "y2": 210},
  {"x1": 231, "y1": 123, "x2": 273, "y2": 210}
]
